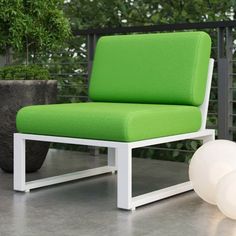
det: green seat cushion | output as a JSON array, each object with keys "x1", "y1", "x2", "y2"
[
  {"x1": 89, "y1": 32, "x2": 211, "y2": 106},
  {"x1": 16, "y1": 102, "x2": 201, "y2": 142}
]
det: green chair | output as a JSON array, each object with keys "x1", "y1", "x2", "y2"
[{"x1": 14, "y1": 32, "x2": 215, "y2": 210}]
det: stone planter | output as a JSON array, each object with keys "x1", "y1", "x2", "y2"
[{"x1": 0, "y1": 80, "x2": 57, "y2": 173}]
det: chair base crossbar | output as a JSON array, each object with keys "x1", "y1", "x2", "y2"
[
  {"x1": 24, "y1": 166, "x2": 116, "y2": 192},
  {"x1": 14, "y1": 129, "x2": 215, "y2": 210},
  {"x1": 132, "y1": 181, "x2": 193, "y2": 210}
]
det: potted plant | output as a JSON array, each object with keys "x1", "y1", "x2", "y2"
[{"x1": 0, "y1": 0, "x2": 71, "y2": 172}]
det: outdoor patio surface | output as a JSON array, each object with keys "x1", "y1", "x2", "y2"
[{"x1": 0, "y1": 149, "x2": 235, "y2": 236}]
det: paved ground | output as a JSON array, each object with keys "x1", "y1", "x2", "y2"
[{"x1": 0, "y1": 149, "x2": 236, "y2": 236}]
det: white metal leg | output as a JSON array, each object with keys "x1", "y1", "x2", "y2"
[
  {"x1": 116, "y1": 131, "x2": 215, "y2": 210},
  {"x1": 117, "y1": 145, "x2": 133, "y2": 210},
  {"x1": 202, "y1": 133, "x2": 215, "y2": 144},
  {"x1": 14, "y1": 134, "x2": 26, "y2": 191},
  {"x1": 194, "y1": 130, "x2": 215, "y2": 144},
  {"x1": 116, "y1": 148, "x2": 193, "y2": 210},
  {"x1": 13, "y1": 134, "x2": 116, "y2": 192},
  {"x1": 108, "y1": 148, "x2": 116, "y2": 173}
]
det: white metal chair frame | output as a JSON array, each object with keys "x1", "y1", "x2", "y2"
[{"x1": 14, "y1": 59, "x2": 215, "y2": 210}]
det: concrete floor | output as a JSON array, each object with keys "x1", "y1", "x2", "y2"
[{"x1": 0, "y1": 149, "x2": 236, "y2": 236}]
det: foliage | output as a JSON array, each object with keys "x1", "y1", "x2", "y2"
[
  {"x1": 0, "y1": 65, "x2": 50, "y2": 80},
  {"x1": 34, "y1": 39, "x2": 87, "y2": 102},
  {"x1": 0, "y1": 0, "x2": 71, "y2": 65},
  {"x1": 64, "y1": 0, "x2": 236, "y2": 30}
]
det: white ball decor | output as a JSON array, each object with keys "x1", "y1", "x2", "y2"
[
  {"x1": 189, "y1": 140, "x2": 236, "y2": 205},
  {"x1": 216, "y1": 171, "x2": 236, "y2": 220}
]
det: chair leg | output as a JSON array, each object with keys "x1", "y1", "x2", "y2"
[
  {"x1": 202, "y1": 132, "x2": 215, "y2": 144},
  {"x1": 14, "y1": 134, "x2": 27, "y2": 192},
  {"x1": 116, "y1": 145, "x2": 133, "y2": 210},
  {"x1": 108, "y1": 147, "x2": 116, "y2": 172}
]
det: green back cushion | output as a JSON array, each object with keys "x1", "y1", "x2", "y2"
[{"x1": 89, "y1": 32, "x2": 211, "y2": 106}]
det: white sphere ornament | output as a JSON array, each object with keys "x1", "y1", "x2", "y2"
[
  {"x1": 216, "y1": 171, "x2": 236, "y2": 220},
  {"x1": 189, "y1": 140, "x2": 236, "y2": 205}
]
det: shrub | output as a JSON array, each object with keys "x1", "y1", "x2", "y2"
[{"x1": 0, "y1": 65, "x2": 50, "y2": 80}]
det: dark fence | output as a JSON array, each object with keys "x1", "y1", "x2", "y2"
[{"x1": 41, "y1": 20, "x2": 236, "y2": 160}]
